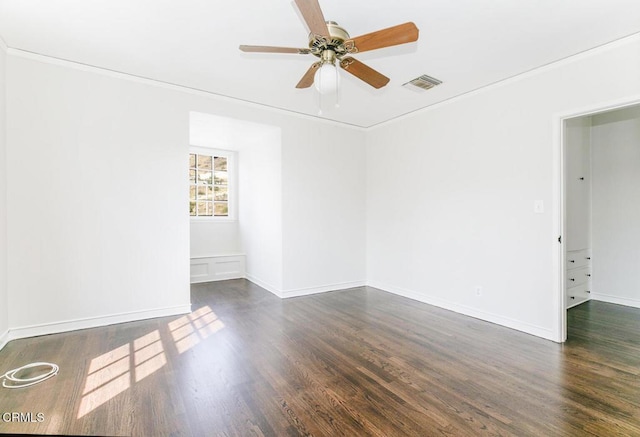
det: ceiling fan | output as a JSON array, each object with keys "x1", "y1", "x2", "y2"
[{"x1": 239, "y1": 0, "x2": 419, "y2": 93}]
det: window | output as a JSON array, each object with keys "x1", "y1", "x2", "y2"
[{"x1": 189, "y1": 149, "x2": 232, "y2": 218}]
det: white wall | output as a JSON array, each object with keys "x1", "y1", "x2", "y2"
[
  {"x1": 366, "y1": 34, "x2": 640, "y2": 341},
  {"x1": 591, "y1": 106, "x2": 640, "y2": 307},
  {"x1": 238, "y1": 127, "x2": 283, "y2": 292},
  {"x1": 6, "y1": 55, "x2": 192, "y2": 333},
  {"x1": 282, "y1": 121, "x2": 367, "y2": 296},
  {"x1": 3, "y1": 50, "x2": 366, "y2": 340},
  {"x1": 564, "y1": 116, "x2": 592, "y2": 252},
  {"x1": 189, "y1": 221, "x2": 240, "y2": 257},
  {"x1": 0, "y1": 40, "x2": 8, "y2": 344}
]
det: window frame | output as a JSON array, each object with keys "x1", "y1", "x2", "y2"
[{"x1": 189, "y1": 146, "x2": 237, "y2": 222}]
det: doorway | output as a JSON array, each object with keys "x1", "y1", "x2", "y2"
[{"x1": 560, "y1": 103, "x2": 640, "y2": 340}]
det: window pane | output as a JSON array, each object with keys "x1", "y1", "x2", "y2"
[
  {"x1": 196, "y1": 186, "x2": 208, "y2": 200},
  {"x1": 204, "y1": 186, "x2": 213, "y2": 201},
  {"x1": 197, "y1": 201, "x2": 212, "y2": 216},
  {"x1": 198, "y1": 171, "x2": 213, "y2": 185},
  {"x1": 214, "y1": 171, "x2": 228, "y2": 185},
  {"x1": 197, "y1": 155, "x2": 212, "y2": 170},
  {"x1": 189, "y1": 151, "x2": 232, "y2": 218},
  {"x1": 214, "y1": 186, "x2": 227, "y2": 201},
  {"x1": 214, "y1": 156, "x2": 227, "y2": 172},
  {"x1": 214, "y1": 202, "x2": 228, "y2": 216}
]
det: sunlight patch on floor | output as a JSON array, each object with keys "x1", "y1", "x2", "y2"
[
  {"x1": 134, "y1": 330, "x2": 167, "y2": 383},
  {"x1": 170, "y1": 305, "x2": 225, "y2": 354},
  {"x1": 78, "y1": 330, "x2": 166, "y2": 418},
  {"x1": 78, "y1": 372, "x2": 131, "y2": 418},
  {"x1": 77, "y1": 306, "x2": 224, "y2": 418}
]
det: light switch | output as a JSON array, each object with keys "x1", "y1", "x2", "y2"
[{"x1": 534, "y1": 200, "x2": 544, "y2": 214}]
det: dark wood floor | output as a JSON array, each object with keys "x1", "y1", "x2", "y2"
[{"x1": 1, "y1": 280, "x2": 640, "y2": 436}]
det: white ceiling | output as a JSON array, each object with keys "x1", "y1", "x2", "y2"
[{"x1": 1, "y1": 1, "x2": 640, "y2": 128}]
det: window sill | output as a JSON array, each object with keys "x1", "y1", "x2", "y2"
[{"x1": 190, "y1": 217, "x2": 238, "y2": 223}]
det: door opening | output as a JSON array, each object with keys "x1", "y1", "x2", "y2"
[{"x1": 559, "y1": 101, "x2": 640, "y2": 341}]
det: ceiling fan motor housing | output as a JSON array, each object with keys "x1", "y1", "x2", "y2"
[{"x1": 308, "y1": 21, "x2": 352, "y2": 58}]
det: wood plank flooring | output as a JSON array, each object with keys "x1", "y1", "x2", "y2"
[{"x1": 1, "y1": 280, "x2": 640, "y2": 436}]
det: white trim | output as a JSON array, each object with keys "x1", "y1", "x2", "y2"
[
  {"x1": 554, "y1": 95, "x2": 640, "y2": 121},
  {"x1": 369, "y1": 281, "x2": 558, "y2": 342},
  {"x1": 553, "y1": 95, "x2": 640, "y2": 344},
  {"x1": 190, "y1": 255, "x2": 245, "y2": 283},
  {"x1": 5, "y1": 304, "x2": 191, "y2": 344},
  {"x1": 190, "y1": 145, "x2": 234, "y2": 155},
  {"x1": 244, "y1": 276, "x2": 366, "y2": 299},
  {"x1": 553, "y1": 113, "x2": 567, "y2": 342},
  {"x1": 0, "y1": 329, "x2": 9, "y2": 351},
  {"x1": 245, "y1": 274, "x2": 283, "y2": 297},
  {"x1": 592, "y1": 293, "x2": 640, "y2": 309},
  {"x1": 0, "y1": 35, "x2": 7, "y2": 52},
  {"x1": 190, "y1": 217, "x2": 238, "y2": 223},
  {"x1": 7, "y1": 48, "x2": 367, "y2": 131},
  {"x1": 281, "y1": 281, "x2": 366, "y2": 299},
  {"x1": 191, "y1": 253, "x2": 245, "y2": 259}
]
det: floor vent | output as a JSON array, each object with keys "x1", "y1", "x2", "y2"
[{"x1": 403, "y1": 74, "x2": 442, "y2": 91}]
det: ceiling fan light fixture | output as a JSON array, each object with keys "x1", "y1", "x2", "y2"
[
  {"x1": 314, "y1": 49, "x2": 339, "y2": 94},
  {"x1": 314, "y1": 62, "x2": 339, "y2": 94}
]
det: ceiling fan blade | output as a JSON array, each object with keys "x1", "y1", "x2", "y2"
[
  {"x1": 294, "y1": 0, "x2": 330, "y2": 37},
  {"x1": 239, "y1": 45, "x2": 311, "y2": 54},
  {"x1": 340, "y1": 57, "x2": 390, "y2": 89},
  {"x1": 347, "y1": 22, "x2": 419, "y2": 53},
  {"x1": 296, "y1": 62, "x2": 321, "y2": 88}
]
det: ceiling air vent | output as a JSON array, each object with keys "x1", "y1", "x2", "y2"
[{"x1": 403, "y1": 74, "x2": 442, "y2": 91}]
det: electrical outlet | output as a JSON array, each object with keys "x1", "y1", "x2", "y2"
[{"x1": 475, "y1": 286, "x2": 483, "y2": 297}]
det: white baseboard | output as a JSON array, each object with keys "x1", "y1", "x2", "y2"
[
  {"x1": 5, "y1": 304, "x2": 191, "y2": 345},
  {"x1": 243, "y1": 276, "x2": 366, "y2": 300},
  {"x1": 0, "y1": 329, "x2": 9, "y2": 351},
  {"x1": 281, "y1": 281, "x2": 366, "y2": 298},
  {"x1": 368, "y1": 281, "x2": 558, "y2": 342},
  {"x1": 245, "y1": 273, "x2": 283, "y2": 297},
  {"x1": 592, "y1": 293, "x2": 640, "y2": 309}
]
